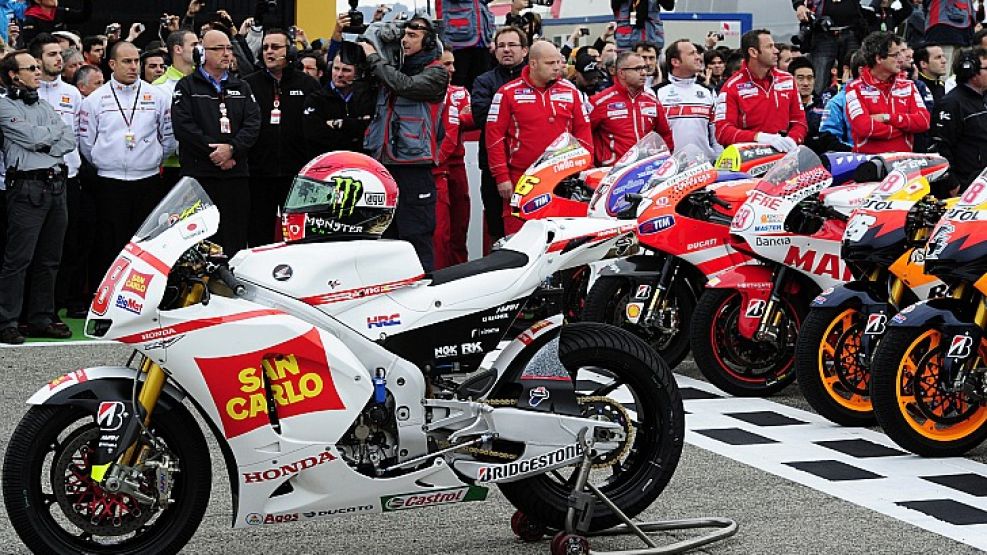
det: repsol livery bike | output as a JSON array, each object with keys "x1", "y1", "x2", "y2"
[
  {"x1": 692, "y1": 147, "x2": 880, "y2": 396},
  {"x1": 582, "y1": 145, "x2": 763, "y2": 369},
  {"x1": 795, "y1": 157, "x2": 951, "y2": 426},
  {"x1": 870, "y1": 168, "x2": 987, "y2": 456},
  {"x1": 2, "y1": 175, "x2": 683, "y2": 553}
]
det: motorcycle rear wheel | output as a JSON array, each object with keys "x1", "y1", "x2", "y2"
[
  {"x1": 581, "y1": 275, "x2": 693, "y2": 369},
  {"x1": 871, "y1": 326, "x2": 987, "y2": 457},
  {"x1": 795, "y1": 306, "x2": 876, "y2": 426},
  {"x1": 498, "y1": 322, "x2": 684, "y2": 532},
  {"x1": 3, "y1": 403, "x2": 211, "y2": 554},
  {"x1": 690, "y1": 288, "x2": 802, "y2": 396}
]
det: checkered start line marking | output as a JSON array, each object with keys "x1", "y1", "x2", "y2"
[{"x1": 667, "y1": 374, "x2": 987, "y2": 550}]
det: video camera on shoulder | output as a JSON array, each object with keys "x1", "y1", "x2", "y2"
[{"x1": 527, "y1": 0, "x2": 554, "y2": 6}]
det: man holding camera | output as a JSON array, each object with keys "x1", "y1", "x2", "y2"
[
  {"x1": 0, "y1": 50, "x2": 76, "y2": 344},
  {"x1": 794, "y1": 0, "x2": 864, "y2": 96},
  {"x1": 361, "y1": 17, "x2": 449, "y2": 272},
  {"x1": 245, "y1": 29, "x2": 320, "y2": 246}
]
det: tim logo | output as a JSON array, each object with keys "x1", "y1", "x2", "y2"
[
  {"x1": 364, "y1": 192, "x2": 386, "y2": 206},
  {"x1": 864, "y1": 314, "x2": 887, "y2": 335},
  {"x1": 367, "y1": 314, "x2": 401, "y2": 328},
  {"x1": 97, "y1": 401, "x2": 127, "y2": 431},
  {"x1": 745, "y1": 299, "x2": 766, "y2": 318},
  {"x1": 947, "y1": 335, "x2": 974, "y2": 359}
]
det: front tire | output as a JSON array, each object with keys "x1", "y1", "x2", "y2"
[
  {"x1": 795, "y1": 306, "x2": 876, "y2": 426},
  {"x1": 871, "y1": 326, "x2": 987, "y2": 457},
  {"x1": 690, "y1": 288, "x2": 802, "y2": 396},
  {"x1": 3, "y1": 402, "x2": 212, "y2": 554},
  {"x1": 581, "y1": 276, "x2": 693, "y2": 369},
  {"x1": 498, "y1": 322, "x2": 684, "y2": 532}
]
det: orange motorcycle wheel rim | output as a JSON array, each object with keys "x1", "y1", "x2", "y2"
[{"x1": 818, "y1": 308, "x2": 872, "y2": 413}]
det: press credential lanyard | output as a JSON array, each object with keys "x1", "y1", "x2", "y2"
[{"x1": 110, "y1": 80, "x2": 141, "y2": 150}]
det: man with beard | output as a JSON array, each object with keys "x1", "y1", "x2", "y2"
[
  {"x1": 361, "y1": 17, "x2": 449, "y2": 271},
  {"x1": 244, "y1": 29, "x2": 320, "y2": 246},
  {"x1": 471, "y1": 25, "x2": 527, "y2": 249},
  {"x1": 30, "y1": 34, "x2": 86, "y2": 318},
  {"x1": 141, "y1": 51, "x2": 167, "y2": 84}
]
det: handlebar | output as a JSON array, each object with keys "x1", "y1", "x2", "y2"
[
  {"x1": 216, "y1": 265, "x2": 246, "y2": 296},
  {"x1": 709, "y1": 195, "x2": 732, "y2": 210}
]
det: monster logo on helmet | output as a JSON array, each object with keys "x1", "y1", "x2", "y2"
[{"x1": 329, "y1": 176, "x2": 365, "y2": 218}]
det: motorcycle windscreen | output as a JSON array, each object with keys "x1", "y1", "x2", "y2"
[
  {"x1": 926, "y1": 168, "x2": 987, "y2": 284},
  {"x1": 589, "y1": 132, "x2": 671, "y2": 216},
  {"x1": 754, "y1": 146, "x2": 832, "y2": 202},
  {"x1": 527, "y1": 132, "x2": 591, "y2": 171}
]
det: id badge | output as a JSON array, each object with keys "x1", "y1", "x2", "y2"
[
  {"x1": 270, "y1": 108, "x2": 281, "y2": 125},
  {"x1": 219, "y1": 116, "x2": 231, "y2": 134},
  {"x1": 124, "y1": 131, "x2": 136, "y2": 150}
]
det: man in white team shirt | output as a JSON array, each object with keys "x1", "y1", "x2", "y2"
[
  {"x1": 655, "y1": 39, "x2": 722, "y2": 159},
  {"x1": 80, "y1": 40, "x2": 175, "y2": 269}
]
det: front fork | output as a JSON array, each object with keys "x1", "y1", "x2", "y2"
[
  {"x1": 940, "y1": 285, "x2": 987, "y2": 394},
  {"x1": 633, "y1": 255, "x2": 681, "y2": 333},
  {"x1": 754, "y1": 267, "x2": 790, "y2": 343},
  {"x1": 857, "y1": 269, "x2": 901, "y2": 365}
]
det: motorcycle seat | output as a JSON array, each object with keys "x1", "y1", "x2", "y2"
[{"x1": 426, "y1": 249, "x2": 530, "y2": 287}]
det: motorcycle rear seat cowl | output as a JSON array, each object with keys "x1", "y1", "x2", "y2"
[{"x1": 427, "y1": 249, "x2": 530, "y2": 286}]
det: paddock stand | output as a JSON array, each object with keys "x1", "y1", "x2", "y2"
[{"x1": 511, "y1": 429, "x2": 738, "y2": 555}]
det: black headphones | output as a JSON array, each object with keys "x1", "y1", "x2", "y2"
[
  {"x1": 955, "y1": 48, "x2": 981, "y2": 83},
  {"x1": 407, "y1": 17, "x2": 437, "y2": 52},
  {"x1": 8, "y1": 85, "x2": 39, "y2": 105}
]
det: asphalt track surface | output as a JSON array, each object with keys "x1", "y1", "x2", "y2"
[{"x1": 0, "y1": 343, "x2": 983, "y2": 554}]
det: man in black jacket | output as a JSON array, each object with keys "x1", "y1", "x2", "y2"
[
  {"x1": 794, "y1": 0, "x2": 865, "y2": 96},
  {"x1": 929, "y1": 47, "x2": 987, "y2": 195},
  {"x1": 360, "y1": 17, "x2": 449, "y2": 271},
  {"x1": 471, "y1": 25, "x2": 526, "y2": 249},
  {"x1": 172, "y1": 30, "x2": 261, "y2": 255},
  {"x1": 244, "y1": 29, "x2": 320, "y2": 246},
  {"x1": 301, "y1": 48, "x2": 375, "y2": 157}
]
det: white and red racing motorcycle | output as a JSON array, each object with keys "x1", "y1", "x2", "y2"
[{"x1": 2, "y1": 169, "x2": 683, "y2": 554}]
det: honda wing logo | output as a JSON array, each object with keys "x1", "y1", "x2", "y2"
[
  {"x1": 947, "y1": 335, "x2": 974, "y2": 359},
  {"x1": 329, "y1": 176, "x2": 364, "y2": 217}
]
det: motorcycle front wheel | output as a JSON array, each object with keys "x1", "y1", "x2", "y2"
[
  {"x1": 690, "y1": 288, "x2": 802, "y2": 396},
  {"x1": 795, "y1": 306, "x2": 876, "y2": 426},
  {"x1": 3, "y1": 402, "x2": 212, "y2": 555},
  {"x1": 581, "y1": 275, "x2": 694, "y2": 369},
  {"x1": 498, "y1": 322, "x2": 684, "y2": 532},
  {"x1": 871, "y1": 326, "x2": 987, "y2": 457}
]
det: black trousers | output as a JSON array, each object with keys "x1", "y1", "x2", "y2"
[
  {"x1": 383, "y1": 165, "x2": 436, "y2": 272},
  {"x1": 452, "y1": 46, "x2": 492, "y2": 92},
  {"x1": 480, "y1": 165, "x2": 505, "y2": 243},
  {"x1": 94, "y1": 174, "x2": 166, "y2": 274},
  {"x1": 809, "y1": 29, "x2": 860, "y2": 96},
  {"x1": 195, "y1": 176, "x2": 250, "y2": 257},
  {"x1": 0, "y1": 178, "x2": 68, "y2": 329},
  {"x1": 55, "y1": 176, "x2": 98, "y2": 313},
  {"x1": 248, "y1": 174, "x2": 293, "y2": 247}
]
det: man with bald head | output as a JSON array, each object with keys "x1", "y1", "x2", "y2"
[
  {"x1": 80, "y1": 40, "x2": 175, "y2": 270},
  {"x1": 172, "y1": 29, "x2": 260, "y2": 255},
  {"x1": 486, "y1": 40, "x2": 592, "y2": 237}
]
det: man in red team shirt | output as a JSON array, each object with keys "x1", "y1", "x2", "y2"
[
  {"x1": 433, "y1": 48, "x2": 474, "y2": 269},
  {"x1": 714, "y1": 29, "x2": 807, "y2": 152},
  {"x1": 589, "y1": 51, "x2": 673, "y2": 165},
  {"x1": 845, "y1": 31, "x2": 930, "y2": 154},
  {"x1": 486, "y1": 40, "x2": 593, "y2": 236}
]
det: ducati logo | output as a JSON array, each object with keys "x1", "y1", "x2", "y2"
[
  {"x1": 947, "y1": 335, "x2": 974, "y2": 359},
  {"x1": 745, "y1": 299, "x2": 766, "y2": 318},
  {"x1": 864, "y1": 314, "x2": 887, "y2": 335},
  {"x1": 97, "y1": 401, "x2": 127, "y2": 431}
]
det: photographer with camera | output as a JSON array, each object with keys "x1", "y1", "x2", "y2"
[
  {"x1": 794, "y1": 0, "x2": 864, "y2": 96},
  {"x1": 440, "y1": 0, "x2": 495, "y2": 89},
  {"x1": 505, "y1": 0, "x2": 543, "y2": 46},
  {"x1": 20, "y1": 0, "x2": 93, "y2": 47},
  {"x1": 360, "y1": 16, "x2": 449, "y2": 272}
]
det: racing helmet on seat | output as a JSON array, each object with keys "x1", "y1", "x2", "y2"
[{"x1": 282, "y1": 152, "x2": 399, "y2": 242}]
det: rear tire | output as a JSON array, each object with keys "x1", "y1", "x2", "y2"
[
  {"x1": 3, "y1": 402, "x2": 211, "y2": 554},
  {"x1": 795, "y1": 306, "x2": 876, "y2": 426},
  {"x1": 690, "y1": 288, "x2": 802, "y2": 396},
  {"x1": 498, "y1": 322, "x2": 684, "y2": 532},
  {"x1": 582, "y1": 276, "x2": 693, "y2": 369},
  {"x1": 871, "y1": 326, "x2": 987, "y2": 457}
]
